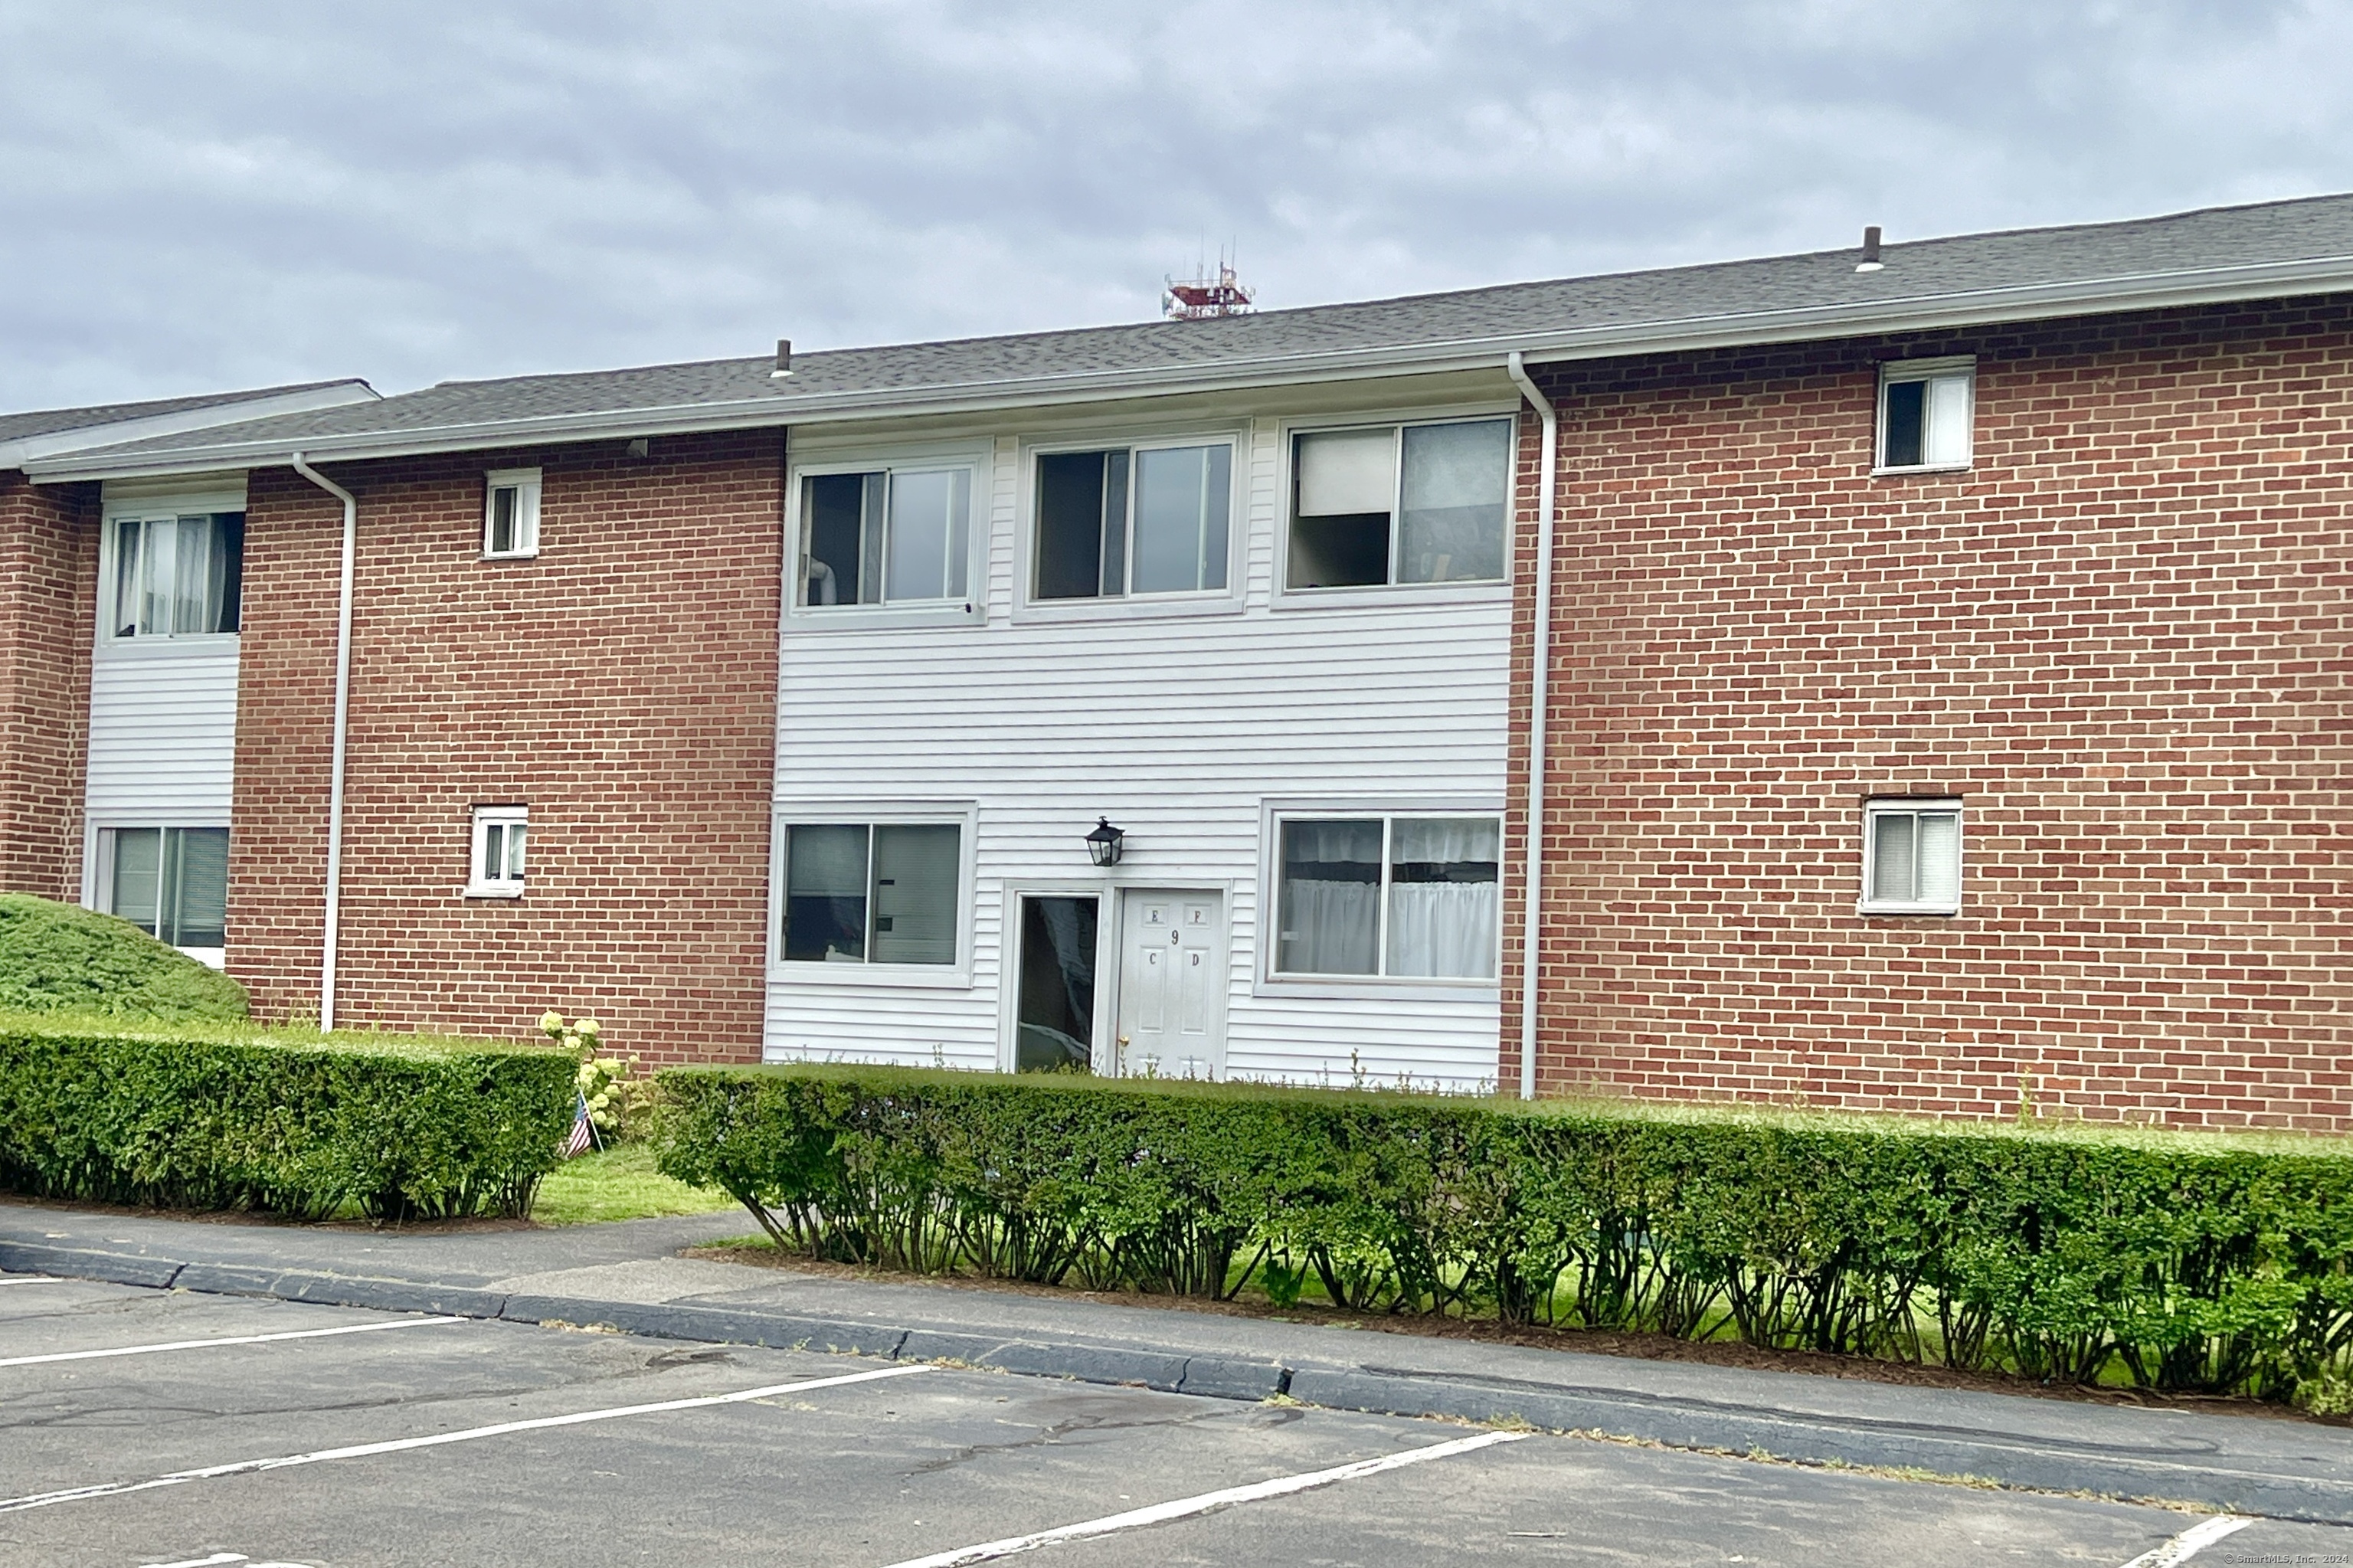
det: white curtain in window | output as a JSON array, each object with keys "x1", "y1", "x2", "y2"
[
  {"x1": 1924, "y1": 376, "x2": 1971, "y2": 466},
  {"x1": 140, "y1": 519, "x2": 178, "y2": 634},
  {"x1": 1295, "y1": 429, "x2": 1396, "y2": 517},
  {"x1": 1386, "y1": 818, "x2": 1500, "y2": 979},
  {"x1": 1916, "y1": 813, "x2": 1960, "y2": 905},
  {"x1": 1277, "y1": 819, "x2": 1382, "y2": 974}
]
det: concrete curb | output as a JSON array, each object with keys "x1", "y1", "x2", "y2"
[{"x1": 9, "y1": 1240, "x2": 2348, "y2": 1523}]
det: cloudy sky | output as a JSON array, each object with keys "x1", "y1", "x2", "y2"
[{"x1": 3, "y1": 1, "x2": 2351, "y2": 409}]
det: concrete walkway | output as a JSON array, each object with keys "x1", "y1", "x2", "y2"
[{"x1": 5, "y1": 1196, "x2": 2349, "y2": 1523}]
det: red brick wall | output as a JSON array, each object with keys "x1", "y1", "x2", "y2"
[
  {"x1": 1504, "y1": 297, "x2": 2353, "y2": 1131},
  {"x1": 0, "y1": 473, "x2": 96, "y2": 899},
  {"x1": 228, "y1": 431, "x2": 782, "y2": 1064}
]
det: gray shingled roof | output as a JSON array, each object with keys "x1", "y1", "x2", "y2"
[
  {"x1": 0, "y1": 381, "x2": 362, "y2": 444},
  {"x1": 37, "y1": 191, "x2": 2353, "y2": 477}
]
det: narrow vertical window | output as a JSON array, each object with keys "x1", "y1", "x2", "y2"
[
  {"x1": 1877, "y1": 362, "x2": 1974, "y2": 471},
  {"x1": 483, "y1": 469, "x2": 542, "y2": 558},
  {"x1": 1862, "y1": 798, "x2": 1962, "y2": 914},
  {"x1": 467, "y1": 805, "x2": 529, "y2": 895}
]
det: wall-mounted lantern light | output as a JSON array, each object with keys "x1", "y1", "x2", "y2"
[{"x1": 1085, "y1": 817, "x2": 1126, "y2": 868}]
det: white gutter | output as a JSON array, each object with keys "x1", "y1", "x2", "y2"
[
  {"x1": 290, "y1": 453, "x2": 356, "y2": 1034},
  {"x1": 1504, "y1": 352, "x2": 1557, "y2": 1102},
  {"x1": 30, "y1": 250, "x2": 2353, "y2": 483}
]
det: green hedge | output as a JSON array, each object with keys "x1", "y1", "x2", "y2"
[
  {"x1": 0, "y1": 894, "x2": 248, "y2": 1021},
  {"x1": 656, "y1": 1064, "x2": 2353, "y2": 1406},
  {"x1": 0, "y1": 1013, "x2": 578, "y2": 1221}
]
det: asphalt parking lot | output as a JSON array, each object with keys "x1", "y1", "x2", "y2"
[{"x1": 3, "y1": 1272, "x2": 2347, "y2": 1568}]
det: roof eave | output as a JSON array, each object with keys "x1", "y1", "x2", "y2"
[{"x1": 28, "y1": 255, "x2": 2353, "y2": 483}]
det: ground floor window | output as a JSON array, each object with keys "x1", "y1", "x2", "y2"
[
  {"x1": 1274, "y1": 815, "x2": 1500, "y2": 980},
  {"x1": 1862, "y1": 797, "x2": 1962, "y2": 914},
  {"x1": 1015, "y1": 894, "x2": 1098, "y2": 1071},
  {"x1": 782, "y1": 820, "x2": 962, "y2": 964},
  {"x1": 102, "y1": 826, "x2": 227, "y2": 949}
]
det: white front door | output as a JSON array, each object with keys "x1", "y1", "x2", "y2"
[{"x1": 1113, "y1": 889, "x2": 1226, "y2": 1079}]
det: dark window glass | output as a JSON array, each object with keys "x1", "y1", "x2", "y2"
[
  {"x1": 782, "y1": 823, "x2": 868, "y2": 961},
  {"x1": 1881, "y1": 379, "x2": 1926, "y2": 468},
  {"x1": 803, "y1": 473, "x2": 879, "y2": 607},
  {"x1": 1016, "y1": 895, "x2": 1097, "y2": 1072},
  {"x1": 1035, "y1": 452, "x2": 1108, "y2": 600}
]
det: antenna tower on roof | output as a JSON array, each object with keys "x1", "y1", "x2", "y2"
[{"x1": 1164, "y1": 245, "x2": 1255, "y2": 321}]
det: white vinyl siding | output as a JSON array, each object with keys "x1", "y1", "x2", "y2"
[
  {"x1": 767, "y1": 407, "x2": 1510, "y2": 1089},
  {"x1": 85, "y1": 479, "x2": 247, "y2": 921}
]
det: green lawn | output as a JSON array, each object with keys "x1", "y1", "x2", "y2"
[{"x1": 530, "y1": 1143, "x2": 738, "y2": 1226}]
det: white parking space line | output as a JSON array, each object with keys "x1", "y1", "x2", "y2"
[
  {"x1": 2119, "y1": 1515, "x2": 2253, "y2": 1567},
  {"x1": 0, "y1": 1361, "x2": 933, "y2": 1515},
  {"x1": 880, "y1": 1429, "x2": 1530, "y2": 1568},
  {"x1": 139, "y1": 1555, "x2": 249, "y2": 1567},
  {"x1": 0, "y1": 1314, "x2": 466, "y2": 1368},
  {"x1": 0, "y1": 1275, "x2": 66, "y2": 1287}
]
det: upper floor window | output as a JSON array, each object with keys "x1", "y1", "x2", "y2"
[
  {"x1": 1033, "y1": 440, "x2": 1232, "y2": 600},
  {"x1": 483, "y1": 468, "x2": 541, "y2": 558},
  {"x1": 110, "y1": 512, "x2": 244, "y2": 639},
  {"x1": 466, "y1": 804, "x2": 528, "y2": 898},
  {"x1": 799, "y1": 465, "x2": 975, "y2": 609},
  {"x1": 1877, "y1": 358, "x2": 1974, "y2": 472},
  {"x1": 1287, "y1": 417, "x2": 1512, "y2": 591}
]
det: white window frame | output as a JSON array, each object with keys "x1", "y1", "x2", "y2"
[
  {"x1": 1275, "y1": 408, "x2": 1520, "y2": 605},
  {"x1": 782, "y1": 444, "x2": 990, "y2": 630},
  {"x1": 1860, "y1": 797, "x2": 1964, "y2": 915},
  {"x1": 1254, "y1": 798, "x2": 1506, "y2": 1000},
  {"x1": 97, "y1": 486, "x2": 249, "y2": 652},
  {"x1": 465, "y1": 804, "x2": 529, "y2": 898},
  {"x1": 90, "y1": 822, "x2": 231, "y2": 967},
  {"x1": 1874, "y1": 356, "x2": 1975, "y2": 475},
  {"x1": 1015, "y1": 427, "x2": 1246, "y2": 621},
  {"x1": 482, "y1": 468, "x2": 542, "y2": 559},
  {"x1": 767, "y1": 802, "x2": 978, "y2": 986},
  {"x1": 993, "y1": 879, "x2": 1114, "y2": 1072}
]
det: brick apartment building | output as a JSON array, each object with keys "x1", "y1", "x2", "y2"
[{"x1": 2, "y1": 195, "x2": 2346, "y2": 1129}]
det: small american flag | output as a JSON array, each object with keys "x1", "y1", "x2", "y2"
[{"x1": 562, "y1": 1092, "x2": 598, "y2": 1158}]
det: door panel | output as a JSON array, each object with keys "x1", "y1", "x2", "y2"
[{"x1": 1116, "y1": 889, "x2": 1226, "y2": 1079}]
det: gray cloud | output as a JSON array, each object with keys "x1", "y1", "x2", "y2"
[{"x1": 2, "y1": 0, "x2": 2348, "y2": 408}]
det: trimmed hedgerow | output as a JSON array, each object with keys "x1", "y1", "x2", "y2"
[
  {"x1": 0, "y1": 1013, "x2": 577, "y2": 1221},
  {"x1": 0, "y1": 894, "x2": 248, "y2": 1021},
  {"x1": 654, "y1": 1063, "x2": 2353, "y2": 1406}
]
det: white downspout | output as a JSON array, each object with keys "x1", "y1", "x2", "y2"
[
  {"x1": 1505, "y1": 352, "x2": 1557, "y2": 1101},
  {"x1": 290, "y1": 452, "x2": 355, "y2": 1034}
]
